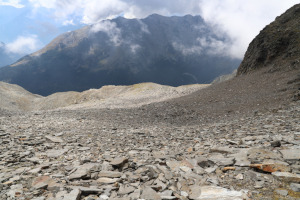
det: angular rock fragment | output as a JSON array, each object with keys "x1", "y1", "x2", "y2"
[
  {"x1": 63, "y1": 189, "x2": 81, "y2": 200},
  {"x1": 188, "y1": 185, "x2": 202, "y2": 200},
  {"x1": 290, "y1": 183, "x2": 300, "y2": 192},
  {"x1": 198, "y1": 186, "x2": 247, "y2": 200},
  {"x1": 110, "y1": 157, "x2": 128, "y2": 168},
  {"x1": 45, "y1": 135, "x2": 64, "y2": 143},
  {"x1": 280, "y1": 149, "x2": 300, "y2": 161},
  {"x1": 275, "y1": 189, "x2": 288, "y2": 196},
  {"x1": 45, "y1": 149, "x2": 68, "y2": 158},
  {"x1": 69, "y1": 163, "x2": 98, "y2": 180},
  {"x1": 31, "y1": 176, "x2": 54, "y2": 190},
  {"x1": 98, "y1": 171, "x2": 122, "y2": 178},
  {"x1": 141, "y1": 187, "x2": 162, "y2": 200},
  {"x1": 97, "y1": 177, "x2": 119, "y2": 184},
  {"x1": 272, "y1": 172, "x2": 300, "y2": 183},
  {"x1": 118, "y1": 184, "x2": 136, "y2": 195},
  {"x1": 250, "y1": 161, "x2": 290, "y2": 173}
]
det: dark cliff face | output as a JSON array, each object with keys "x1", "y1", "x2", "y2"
[
  {"x1": 237, "y1": 4, "x2": 300, "y2": 75},
  {"x1": 0, "y1": 14, "x2": 240, "y2": 96}
]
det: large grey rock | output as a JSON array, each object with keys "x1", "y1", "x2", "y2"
[
  {"x1": 280, "y1": 149, "x2": 300, "y2": 161},
  {"x1": 45, "y1": 135, "x2": 64, "y2": 143},
  {"x1": 290, "y1": 183, "x2": 300, "y2": 192},
  {"x1": 45, "y1": 149, "x2": 68, "y2": 158},
  {"x1": 98, "y1": 171, "x2": 122, "y2": 178},
  {"x1": 97, "y1": 177, "x2": 119, "y2": 184},
  {"x1": 110, "y1": 157, "x2": 128, "y2": 167},
  {"x1": 188, "y1": 185, "x2": 202, "y2": 200},
  {"x1": 69, "y1": 163, "x2": 97, "y2": 180},
  {"x1": 63, "y1": 189, "x2": 81, "y2": 200},
  {"x1": 272, "y1": 172, "x2": 300, "y2": 183},
  {"x1": 141, "y1": 187, "x2": 162, "y2": 200},
  {"x1": 118, "y1": 185, "x2": 136, "y2": 195},
  {"x1": 198, "y1": 186, "x2": 246, "y2": 200}
]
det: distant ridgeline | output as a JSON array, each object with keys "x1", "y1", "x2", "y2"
[{"x1": 0, "y1": 14, "x2": 240, "y2": 96}]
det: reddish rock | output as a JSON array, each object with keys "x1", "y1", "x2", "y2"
[{"x1": 250, "y1": 162, "x2": 290, "y2": 173}]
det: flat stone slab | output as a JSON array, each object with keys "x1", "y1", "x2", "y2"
[
  {"x1": 97, "y1": 177, "x2": 119, "y2": 184},
  {"x1": 280, "y1": 149, "x2": 300, "y2": 160},
  {"x1": 198, "y1": 186, "x2": 246, "y2": 200},
  {"x1": 250, "y1": 161, "x2": 290, "y2": 173},
  {"x1": 69, "y1": 163, "x2": 98, "y2": 180},
  {"x1": 63, "y1": 189, "x2": 81, "y2": 200},
  {"x1": 141, "y1": 187, "x2": 162, "y2": 200},
  {"x1": 98, "y1": 171, "x2": 122, "y2": 178},
  {"x1": 45, "y1": 135, "x2": 64, "y2": 143},
  {"x1": 110, "y1": 157, "x2": 128, "y2": 167},
  {"x1": 272, "y1": 172, "x2": 300, "y2": 183},
  {"x1": 46, "y1": 149, "x2": 68, "y2": 158}
]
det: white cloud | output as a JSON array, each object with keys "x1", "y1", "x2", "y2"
[
  {"x1": 63, "y1": 19, "x2": 75, "y2": 26},
  {"x1": 81, "y1": 0, "x2": 127, "y2": 24},
  {"x1": 173, "y1": 36, "x2": 230, "y2": 57},
  {"x1": 197, "y1": 37, "x2": 230, "y2": 56},
  {"x1": 0, "y1": 0, "x2": 24, "y2": 8},
  {"x1": 5, "y1": 35, "x2": 42, "y2": 54},
  {"x1": 198, "y1": 0, "x2": 299, "y2": 59},
  {"x1": 172, "y1": 42, "x2": 203, "y2": 56},
  {"x1": 130, "y1": 44, "x2": 141, "y2": 54},
  {"x1": 28, "y1": 0, "x2": 56, "y2": 8},
  {"x1": 91, "y1": 21, "x2": 122, "y2": 46},
  {"x1": 137, "y1": 19, "x2": 150, "y2": 34}
]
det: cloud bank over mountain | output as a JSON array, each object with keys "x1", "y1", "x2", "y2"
[
  {"x1": 0, "y1": 1, "x2": 298, "y2": 60},
  {"x1": 23, "y1": 0, "x2": 298, "y2": 59}
]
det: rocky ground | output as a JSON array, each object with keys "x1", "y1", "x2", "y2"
[{"x1": 0, "y1": 76, "x2": 299, "y2": 199}]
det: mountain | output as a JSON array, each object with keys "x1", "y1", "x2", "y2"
[
  {"x1": 0, "y1": 42, "x2": 21, "y2": 67},
  {"x1": 0, "y1": 14, "x2": 240, "y2": 96}
]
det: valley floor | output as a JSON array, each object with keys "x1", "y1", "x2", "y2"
[
  {"x1": 0, "y1": 67, "x2": 300, "y2": 200},
  {"x1": 0, "y1": 99, "x2": 299, "y2": 199}
]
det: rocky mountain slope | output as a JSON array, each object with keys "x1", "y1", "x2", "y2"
[
  {"x1": 237, "y1": 4, "x2": 300, "y2": 75},
  {"x1": 0, "y1": 14, "x2": 240, "y2": 96},
  {"x1": 0, "y1": 4, "x2": 300, "y2": 200}
]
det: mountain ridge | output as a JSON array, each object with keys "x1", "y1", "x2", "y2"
[{"x1": 0, "y1": 14, "x2": 240, "y2": 96}]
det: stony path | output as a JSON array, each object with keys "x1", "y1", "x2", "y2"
[{"x1": 0, "y1": 101, "x2": 299, "y2": 199}]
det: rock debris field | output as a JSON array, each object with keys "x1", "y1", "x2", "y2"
[{"x1": 0, "y1": 84, "x2": 299, "y2": 199}]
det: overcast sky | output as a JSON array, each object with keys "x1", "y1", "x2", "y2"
[{"x1": 0, "y1": 0, "x2": 298, "y2": 58}]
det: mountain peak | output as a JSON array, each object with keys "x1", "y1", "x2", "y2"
[{"x1": 0, "y1": 15, "x2": 239, "y2": 96}]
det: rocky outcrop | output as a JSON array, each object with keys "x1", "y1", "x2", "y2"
[{"x1": 237, "y1": 4, "x2": 300, "y2": 75}]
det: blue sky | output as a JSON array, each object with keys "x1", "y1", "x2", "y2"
[{"x1": 0, "y1": 0, "x2": 298, "y2": 58}]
